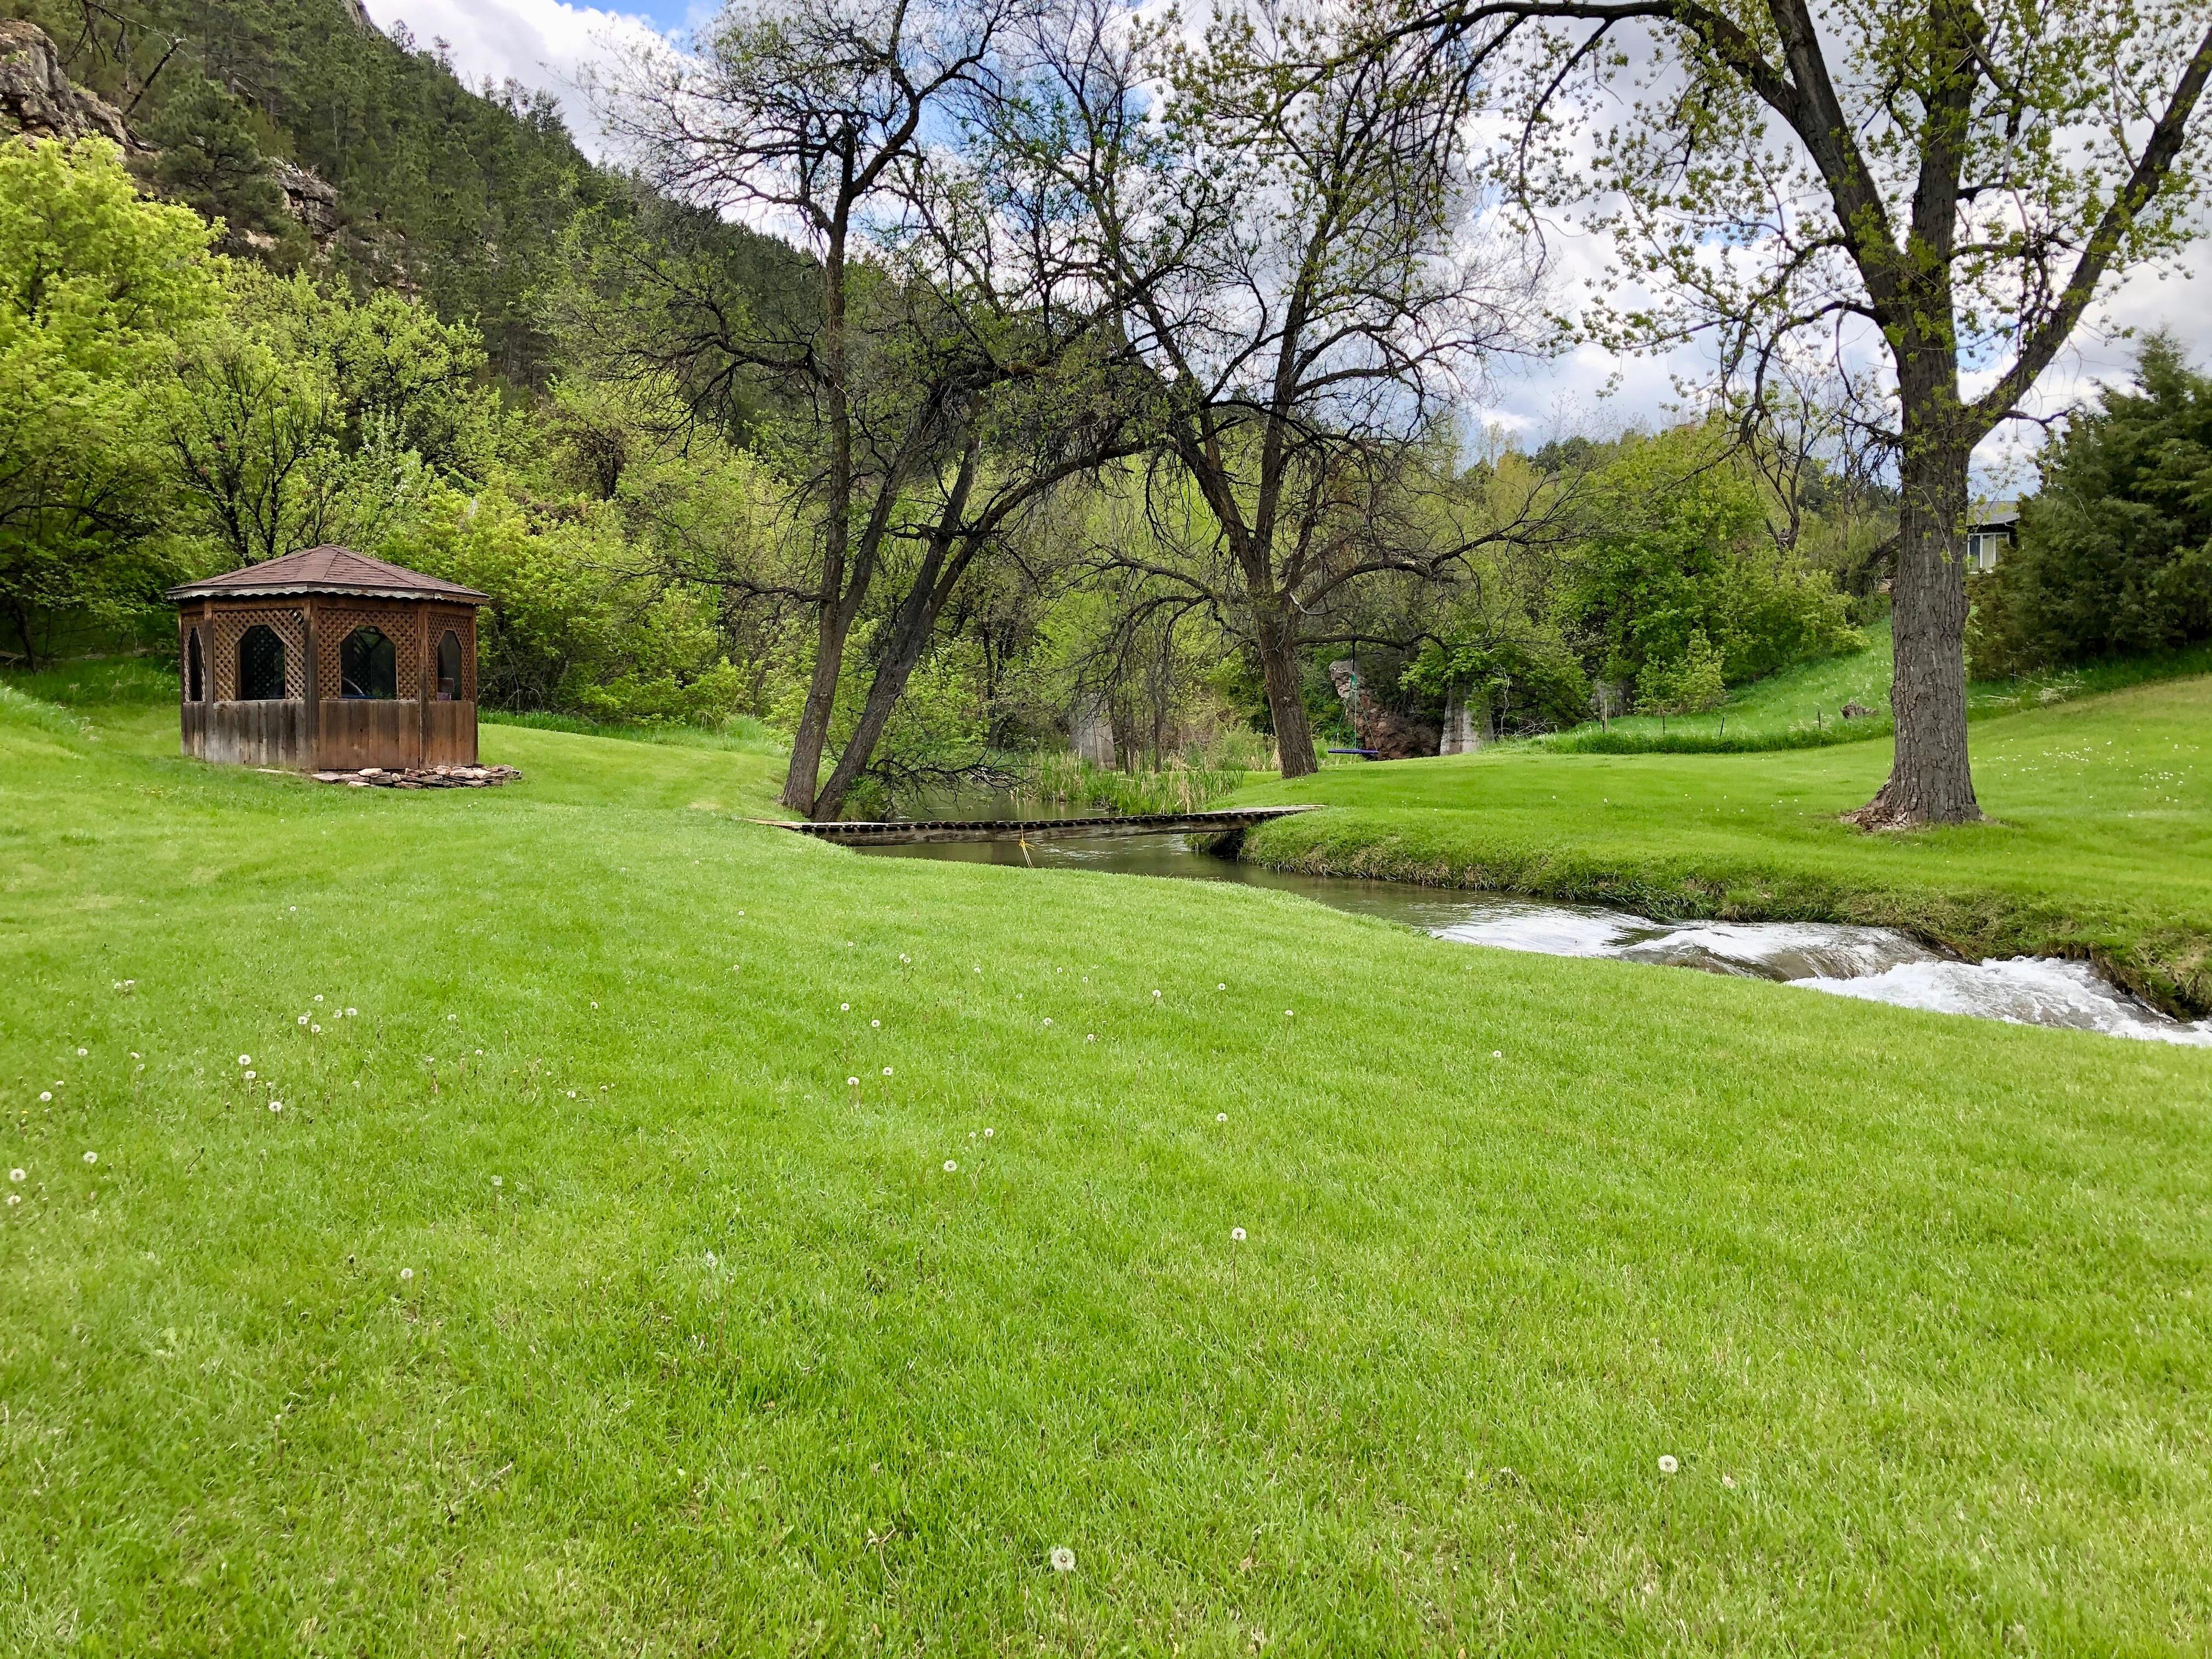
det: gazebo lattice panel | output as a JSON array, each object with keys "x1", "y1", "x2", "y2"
[
  {"x1": 209, "y1": 607, "x2": 308, "y2": 702},
  {"x1": 316, "y1": 604, "x2": 424, "y2": 700}
]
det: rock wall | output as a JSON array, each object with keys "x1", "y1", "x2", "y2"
[
  {"x1": 1328, "y1": 660, "x2": 1441, "y2": 759},
  {"x1": 0, "y1": 21, "x2": 134, "y2": 149}
]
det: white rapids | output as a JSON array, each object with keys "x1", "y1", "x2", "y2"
[{"x1": 1434, "y1": 899, "x2": 2212, "y2": 1046}]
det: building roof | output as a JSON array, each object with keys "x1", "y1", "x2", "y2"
[
  {"x1": 166, "y1": 546, "x2": 490, "y2": 605},
  {"x1": 1968, "y1": 501, "x2": 2019, "y2": 531}
]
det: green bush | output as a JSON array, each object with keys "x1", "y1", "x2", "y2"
[{"x1": 1969, "y1": 335, "x2": 2212, "y2": 676}]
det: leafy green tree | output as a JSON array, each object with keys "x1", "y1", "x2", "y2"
[
  {"x1": 1968, "y1": 337, "x2": 2212, "y2": 675},
  {"x1": 0, "y1": 137, "x2": 217, "y2": 665},
  {"x1": 1554, "y1": 429, "x2": 1859, "y2": 698},
  {"x1": 1408, "y1": 0, "x2": 2212, "y2": 823}
]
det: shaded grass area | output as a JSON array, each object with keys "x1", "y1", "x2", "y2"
[
  {"x1": 4, "y1": 685, "x2": 2212, "y2": 1653},
  {"x1": 1238, "y1": 675, "x2": 2212, "y2": 1014}
]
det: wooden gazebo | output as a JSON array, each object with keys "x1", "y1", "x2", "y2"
[{"x1": 168, "y1": 546, "x2": 490, "y2": 771}]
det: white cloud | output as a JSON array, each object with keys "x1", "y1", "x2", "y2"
[{"x1": 363, "y1": 0, "x2": 675, "y2": 160}]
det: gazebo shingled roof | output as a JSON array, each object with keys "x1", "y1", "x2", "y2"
[{"x1": 166, "y1": 545, "x2": 489, "y2": 605}]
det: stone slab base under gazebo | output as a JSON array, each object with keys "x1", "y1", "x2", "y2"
[{"x1": 168, "y1": 546, "x2": 491, "y2": 772}]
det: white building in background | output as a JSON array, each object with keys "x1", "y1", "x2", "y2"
[{"x1": 1967, "y1": 502, "x2": 2019, "y2": 571}]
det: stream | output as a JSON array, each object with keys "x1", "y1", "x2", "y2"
[{"x1": 857, "y1": 831, "x2": 2212, "y2": 1046}]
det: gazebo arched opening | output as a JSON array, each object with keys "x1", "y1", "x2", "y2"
[
  {"x1": 340, "y1": 626, "x2": 398, "y2": 699},
  {"x1": 436, "y1": 630, "x2": 462, "y2": 702},
  {"x1": 237, "y1": 626, "x2": 287, "y2": 700},
  {"x1": 185, "y1": 628, "x2": 204, "y2": 702}
]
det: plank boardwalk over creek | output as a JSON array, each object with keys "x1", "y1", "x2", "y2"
[{"x1": 756, "y1": 805, "x2": 1321, "y2": 846}]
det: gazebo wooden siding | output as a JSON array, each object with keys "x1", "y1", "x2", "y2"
[{"x1": 169, "y1": 547, "x2": 490, "y2": 772}]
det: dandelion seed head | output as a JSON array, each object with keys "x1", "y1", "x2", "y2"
[
  {"x1": 75, "y1": 1046, "x2": 87, "y2": 1056},
  {"x1": 1217, "y1": 983, "x2": 1226, "y2": 990},
  {"x1": 882, "y1": 1067, "x2": 893, "y2": 1077},
  {"x1": 1049, "y1": 1546, "x2": 1076, "y2": 1573},
  {"x1": 345, "y1": 1008, "x2": 356, "y2": 1017},
  {"x1": 8, "y1": 1168, "x2": 22, "y2": 1182},
  {"x1": 268, "y1": 1101, "x2": 283, "y2": 1113},
  {"x1": 703, "y1": 1251, "x2": 716, "y2": 1266},
  {"x1": 944, "y1": 1160, "x2": 957, "y2": 1173},
  {"x1": 5, "y1": 1193, "x2": 16, "y2": 1205},
  {"x1": 1042, "y1": 1017, "x2": 1052, "y2": 1027},
  {"x1": 315, "y1": 995, "x2": 324, "y2": 1004},
  {"x1": 83, "y1": 1151, "x2": 97, "y2": 1165},
  {"x1": 243, "y1": 1070, "x2": 255, "y2": 1081},
  {"x1": 1230, "y1": 1226, "x2": 1245, "y2": 1242},
  {"x1": 847, "y1": 1076, "x2": 859, "y2": 1086},
  {"x1": 1722, "y1": 1474, "x2": 1736, "y2": 1489},
  {"x1": 1217, "y1": 1113, "x2": 1228, "y2": 1123},
  {"x1": 39, "y1": 1092, "x2": 50, "y2": 1102},
  {"x1": 1658, "y1": 1455, "x2": 1679, "y2": 1475},
  {"x1": 983, "y1": 1127, "x2": 994, "y2": 1138},
  {"x1": 840, "y1": 1003, "x2": 850, "y2": 1012},
  {"x1": 1492, "y1": 1050, "x2": 1502, "y2": 1059},
  {"x1": 400, "y1": 1267, "x2": 414, "y2": 1281},
  {"x1": 870, "y1": 1019, "x2": 880, "y2": 1028},
  {"x1": 310, "y1": 1024, "x2": 321, "y2": 1034},
  {"x1": 298, "y1": 1015, "x2": 309, "y2": 1025}
]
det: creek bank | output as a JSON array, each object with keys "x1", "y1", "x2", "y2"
[{"x1": 1230, "y1": 808, "x2": 2212, "y2": 1021}]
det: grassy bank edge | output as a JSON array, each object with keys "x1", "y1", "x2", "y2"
[{"x1": 1228, "y1": 807, "x2": 2212, "y2": 1021}]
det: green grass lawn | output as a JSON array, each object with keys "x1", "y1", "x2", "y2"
[
  {"x1": 5, "y1": 673, "x2": 2212, "y2": 1653},
  {"x1": 1536, "y1": 622, "x2": 2212, "y2": 753},
  {"x1": 1240, "y1": 673, "x2": 2212, "y2": 1014}
]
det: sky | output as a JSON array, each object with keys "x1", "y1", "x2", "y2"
[{"x1": 366, "y1": 0, "x2": 2209, "y2": 489}]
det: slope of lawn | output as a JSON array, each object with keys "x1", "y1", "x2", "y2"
[
  {"x1": 1536, "y1": 622, "x2": 2212, "y2": 753},
  {"x1": 1238, "y1": 673, "x2": 2212, "y2": 1013},
  {"x1": 6, "y1": 681, "x2": 2212, "y2": 1655}
]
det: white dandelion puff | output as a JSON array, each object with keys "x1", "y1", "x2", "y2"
[
  {"x1": 1217, "y1": 983, "x2": 1226, "y2": 990},
  {"x1": 703, "y1": 1251, "x2": 716, "y2": 1266},
  {"x1": 345, "y1": 1008, "x2": 356, "y2": 1017},
  {"x1": 268, "y1": 1101, "x2": 283, "y2": 1113},
  {"x1": 1492, "y1": 1050, "x2": 1502, "y2": 1059},
  {"x1": 882, "y1": 1067, "x2": 893, "y2": 1077},
  {"x1": 400, "y1": 1267, "x2": 414, "y2": 1281},
  {"x1": 315, "y1": 995, "x2": 324, "y2": 1004},
  {"x1": 870, "y1": 1019, "x2": 880, "y2": 1028},
  {"x1": 944, "y1": 1160, "x2": 958, "y2": 1173},
  {"x1": 1085, "y1": 1033, "x2": 1096, "y2": 1042},
  {"x1": 1658, "y1": 1455, "x2": 1679, "y2": 1475},
  {"x1": 1151, "y1": 990, "x2": 1161, "y2": 999},
  {"x1": 8, "y1": 1168, "x2": 22, "y2": 1182},
  {"x1": 243, "y1": 1070, "x2": 255, "y2": 1081},
  {"x1": 847, "y1": 1076, "x2": 859, "y2": 1087},
  {"x1": 5, "y1": 1194, "x2": 17, "y2": 1206},
  {"x1": 983, "y1": 1127, "x2": 994, "y2": 1138},
  {"x1": 1042, "y1": 1018, "x2": 1053, "y2": 1027},
  {"x1": 83, "y1": 1151, "x2": 97, "y2": 1165},
  {"x1": 1217, "y1": 1113, "x2": 1228, "y2": 1123},
  {"x1": 1722, "y1": 1474, "x2": 1736, "y2": 1490},
  {"x1": 298, "y1": 1014, "x2": 309, "y2": 1025},
  {"x1": 76, "y1": 1046, "x2": 88, "y2": 1056},
  {"x1": 310, "y1": 1024, "x2": 321, "y2": 1034},
  {"x1": 1284, "y1": 1009, "x2": 1294, "y2": 1018},
  {"x1": 1048, "y1": 1546, "x2": 1076, "y2": 1573},
  {"x1": 1230, "y1": 1226, "x2": 1245, "y2": 1242},
  {"x1": 38, "y1": 1092, "x2": 50, "y2": 1102},
  {"x1": 840, "y1": 1002, "x2": 850, "y2": 1012}
]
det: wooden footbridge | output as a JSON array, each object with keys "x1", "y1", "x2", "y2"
[{"x1": 757, "y1": 805, "x2": 1320, "y2": 846}]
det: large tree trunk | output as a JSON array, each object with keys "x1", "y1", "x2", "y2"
[
  {"x1": 1853, "y1": 432, "x2": 1980, "y2": 828},
  {"x1": 1253, "y1": 598, "x2": 1317, "y2": 778},
  {"x1": 780, "y1": 609, "x2": 846, "y2": 817}
]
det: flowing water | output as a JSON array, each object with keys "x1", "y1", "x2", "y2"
[{"x1": 857, "y1": 831, "x2": 2212, "y2": 1045}]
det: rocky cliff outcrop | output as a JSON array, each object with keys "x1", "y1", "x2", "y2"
[{"x1": 0, "y1": 21, "x2": 137, "y2": 149}]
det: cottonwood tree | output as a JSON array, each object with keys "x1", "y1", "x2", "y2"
[
  {"x1": 596, "y1": 0, "x2": 1147, "y2": 819},
  {"x1": 1010, "y1": 0, "x2": 1540, "y2": 777},
  {"x1": 1399, "y1": 0, "x2": 2212, "y2": 824}
]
